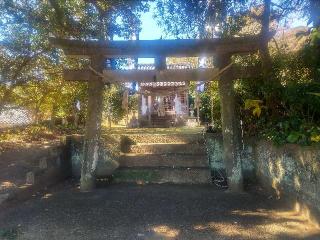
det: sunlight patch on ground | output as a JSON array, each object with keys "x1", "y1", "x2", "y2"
[
  {"x1": 41, "y1": 193, "x2": 53, "y2": 199},
  {"x1": 151, "y1": 225, "x2": 180, "y2": 238},
  {"x1": 0, "y1": 181, "x2": 16, "y2": 190},
  {"x1": 18, "y1": 184, "x2": 30, "y2": 189},
  {"x1": 192, "y1": 208, "x2": 320, "y2": 239}
]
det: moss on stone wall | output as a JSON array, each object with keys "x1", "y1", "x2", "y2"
[
  {"x1": 70, "y1": 134, "x2": 120, "y2": 178},
  {"x1": 205, "y1": 133, "x2": 256, "y2": 182}
]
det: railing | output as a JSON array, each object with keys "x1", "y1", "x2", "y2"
[
  {"x1": 140, "y1": 81, "x2": 186, "y2": 87},
  {"x1": 167, "y1": 64, "x2": 194, "y2": 69},
  {"x1": 137, "y1": 63, "x2": 196, "y2": 70},
  {"x1": 137, "y1": 64, "x2": 155, "y2": 70}
]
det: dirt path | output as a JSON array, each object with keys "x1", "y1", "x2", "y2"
[{"x1": 0, "y1": 184, "x2": 319, "y2": 240}]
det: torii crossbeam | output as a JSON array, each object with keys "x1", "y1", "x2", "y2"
[{"x1": 50, "y1": 36, "x2": 261, "y2": 57}]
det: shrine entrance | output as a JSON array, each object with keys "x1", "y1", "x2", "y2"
[
  {"x1": 139, "y1": 81, "x2": 189, "y2": 127},
  {"x1": 50, "y1": 36, "x2": 262, "y2": 192}
]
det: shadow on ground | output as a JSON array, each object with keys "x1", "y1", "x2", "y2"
[{"x1": 0, "y1": 184, "x2": 319, "y2": 240}]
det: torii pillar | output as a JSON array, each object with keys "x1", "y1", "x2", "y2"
[
  {"x1": 216, "y1": 54, "x2": 243, "y2": 192},
  {"x1": 80, "y1": 55, "x2": 105, "y2": 191}
]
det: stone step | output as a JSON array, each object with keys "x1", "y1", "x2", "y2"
[
  {"x1": 126, "y1": 143, "x2": 206, "y2": 154},
  {"x1": 151, "y1": 124, "x2": 172, "y2": 128},
  {"x1": 120, "y1": 134, "x2": 204, "y2": 144},
  {"x1": 112, "y1": 167, "x2": 212, "y2": 184},
  {"x1": 119, "y1": 153, "x2": 208, "y2": 168}
]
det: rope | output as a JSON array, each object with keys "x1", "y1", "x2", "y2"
[
  {"x1": 88, "y1": 62, "x2": 234, "y2": 90},
  {"x1": 89, "y1": 66, "x2": 105, "y2": 78}
]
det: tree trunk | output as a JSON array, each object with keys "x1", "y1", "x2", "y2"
[
  {"x1": 260, "y1": 0, "x2": 272, "y2": 77},
  {"x1": 108, "y1": 114, "x2": 112, "y2": 129},
  {"x1": 217, "y1": 54, "x2": 243, "y2": 192},
  {"x1": 0, "y1": 88, "x2": 12, "y2": 113},
  {"x1": 50, "y1": 103, "x2": 58, "y2": 128},
  {"x1": 33, "y1": 105, "x2": 41, "y2": 124},
  {"x1": 260, "y1": 0, "x2": 283, "y2": 118},
  {"x1": 80, "y1": 55, "x2": 105, "y2": 192},
  {"x1": 260, "y1": 0, "x2": 272, "y2": 74}
]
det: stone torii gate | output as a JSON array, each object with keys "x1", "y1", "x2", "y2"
[{"x1": 50, "y1": 36, "x2": 261, "y2": 192}]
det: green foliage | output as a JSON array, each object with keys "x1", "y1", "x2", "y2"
[
  {"x1": 235, "y1": 48, "x2": 320, "y2": 145},
  {"x1": 188, "y1": 80, "x2": 221, "y2": 127},
  {"x1": 154, "y1": 0, "x2": 249, "y2": 38},
  {"x1": 244, "y1": 99, "x2": 264, "y2": 117},
  {"x1": 0, "y1": 124, "x2": 54, "y2": 142},
  {"x1": 0, "y1": 0, "x2": 319, "y2": 149},
  {"x1": 0, "y1": 123, "x2": 84, "y2": 143},
  {"x1": 154, "y1": 0, "x2": 312, "y2": 39},
  {"x1": 302, "y1": 28, "x2": 320, "y2": 82},
  {"x1": 309, "y1": 92, "x2": 320, "y2": 97},
  {"x1": 104, "y1": 85, "x2": 125, "y2": 123},
  {"x1": 199, "y1": 92, "x2": 212, "y2": 122},
  {"x1": 0, "y1": 0, "x2": 149, "y2": 127},
  {"x1": 1, "y1": 78, "x2": 88, "y2": 124},
  {"x1": 262, "y1": 118, "x2": 320, "y2": 146},
  {"x1": 104, "y1": 85, "x2": 137, "y2": 124},
  {"x1": 199, "y1": 82, "x2": 221, "y2": 127},
  {"x1": 129, "y1": 94, "x2": 138, "y2": 112}
]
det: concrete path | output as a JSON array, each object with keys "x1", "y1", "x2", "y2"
[{"x1": 0, "y1": 184, "x2": 319, "y2": 240}]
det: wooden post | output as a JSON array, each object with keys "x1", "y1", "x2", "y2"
[
  {"x1": 80, "y1": 55, "x2": 105, "y2": 191},
  {"x1": 217, "y1": 54, "x2": 243, "y2": 192},
  {"x1": 196, "y1": 92, "x2": 200, "y2": 126},
  {"x1": 148, "y1": 95, "x2": 152, "y2": 126},
  {"x1": 186, "y1": 82, "x2": 190, "y2": 116},
  {"x1": 137, "y1": 84, "x2": 142, "y2": 125}
]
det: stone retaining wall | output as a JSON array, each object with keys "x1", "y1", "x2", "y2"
[
  {"x1": 0, "y1": 138, "x2": 71, "y2": 204},
  {"x1": 255, "y1": 140, "x2": 320, "y2": 227},
  {"x1": 206, "y1": 134, "x2": 320, "y2": 227}
]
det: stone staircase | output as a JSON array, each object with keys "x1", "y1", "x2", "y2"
[
  {"x1": 151, "y1": 114, "x2": 175, "y2": 128},
  {"x1": 113, "y1": 134, "x2": 212, "y2": 184}
]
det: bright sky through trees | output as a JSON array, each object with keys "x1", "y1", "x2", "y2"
[
  {"x1": 136, "y1": 1, "x2": 309, "y2": 41},
  {"x1": 126, "y1": 2, "x2": 308, "y2": 64}
]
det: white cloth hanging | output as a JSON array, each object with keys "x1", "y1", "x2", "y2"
[{"x1": 174, "y1": 94, "x2": 182, "y2": 115}]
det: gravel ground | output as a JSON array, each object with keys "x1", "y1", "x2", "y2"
[{"x1": 0, "y1": 183, "x2": 319, "y2": 240}]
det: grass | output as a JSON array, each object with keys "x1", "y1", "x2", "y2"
[
  {"x1": 103, "y1": 126, "x2": 204, "y2": 135},
  {"x1": 112, "y1": 169, "x2": 159, "y2": 183},
  {"x1": 0, "y1": 124, "x2": 204, "y2": 152}
]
